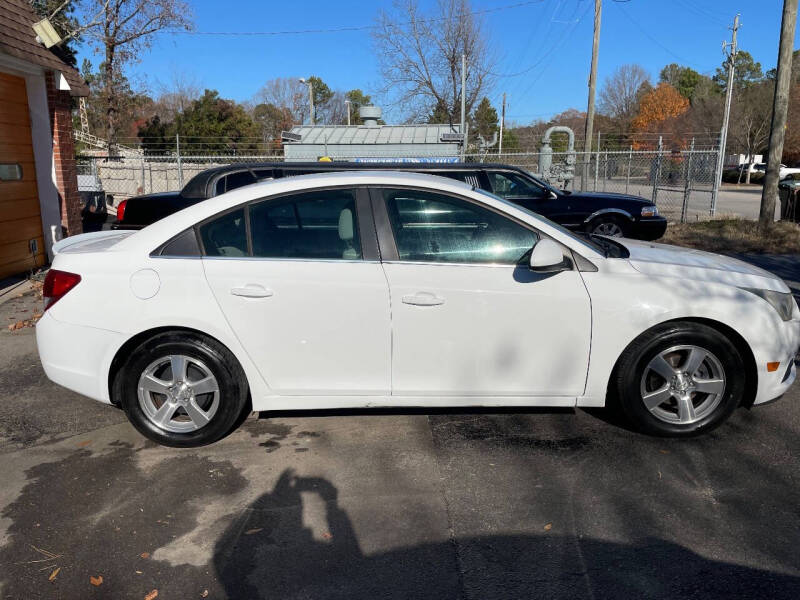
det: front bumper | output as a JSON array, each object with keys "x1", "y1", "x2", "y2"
[
  {"x1": 752, "y1": 317, "x2": 800, "y2": 405},
  {"x1": 36, "y1": 312, "x2": 125, "y2": 404},
  {"x1": 631, "y1": 217, "x2": 668, "y2": 241}
]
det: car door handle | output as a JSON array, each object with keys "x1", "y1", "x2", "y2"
[
  {"x1": 230, "y1": 284, "x2": 273, "y2": 298},
  {"x1": 402, "y1": 292, "x2": 445, "y2": 306}
]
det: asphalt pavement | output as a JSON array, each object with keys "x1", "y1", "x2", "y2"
[{"x1": 1, "y1": 261, "x2": 799, "y2": 599}]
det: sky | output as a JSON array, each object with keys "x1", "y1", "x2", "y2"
[{"x1": 75, "y1": 0, "x2": 800, "y2": 125}]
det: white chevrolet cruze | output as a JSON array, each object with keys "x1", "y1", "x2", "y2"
[{"x1": 36, "y1": 171, "x2": 800, "y2": 447}]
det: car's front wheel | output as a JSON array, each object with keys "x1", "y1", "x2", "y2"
[
  {"x1": 114, "y1": 331, "x2": 249, "y2": 447},
  {"x1": 613, "y1": 322, "x2": 745, "y2": 437},
  {"x1": 587, "y1": 215, "x2": 627, "y2": 238}
]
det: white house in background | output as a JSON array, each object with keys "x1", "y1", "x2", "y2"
[{"x1": 724, "y1": 154, "x2": 764, "y2": 170}]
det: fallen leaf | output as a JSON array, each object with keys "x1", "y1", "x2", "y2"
[
  {"x1": 76, "y1": 440, "x2": 91, "y2": 447},
  {"x1": 321, "y1": 532, "x2": 332, "y2": 540},
  {"x1": 543, "y1": 523, "x2": 553, "y2": 531},
  {"x1": 48, "y1": 567, "x2": 61, "y2": 581},
  {"x1": 144, "y1": 590, "x2": 158, "y2": 600},
  {"x1": 140, "y1": 552, "x2": 150, "y2": 559},
  {"x1": 659, "y1": 449, "x2": 670, "y2": 454},
  {"x1": 201, "y1": 591, "x2": 209, "y2": 598},
  {"x1": 244, "y1": 528, "x2": 262, "y2": 535},
  {"x1": 90, "y1": 575, "x2": 103, "y2": 586},
  {"x1": 136, "y1": 570, "x2": 143, "y2": 575}
]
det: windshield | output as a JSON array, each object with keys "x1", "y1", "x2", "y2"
[
  {"x1": 513, "y1": 168, "x2": 558, "y2": 195},
  {"x1": 472, "y1": 187, "x2": 607, "y2": 256}
]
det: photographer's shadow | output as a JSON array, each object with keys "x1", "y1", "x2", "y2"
[{"x1": 212, "y1": 469, "x2": 800, "y2": 600}]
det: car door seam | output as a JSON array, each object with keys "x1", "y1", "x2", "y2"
[{"x1": 379, "y1": 261, "x2": 395, "y2": 396}]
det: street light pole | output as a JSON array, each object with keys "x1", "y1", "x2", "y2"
[
  {"x1": 345, "y1": 99, "x2": 351, "y2": 126},
  {"x1": 300, "y1": 78, "x2": 314, "y2": 125}
]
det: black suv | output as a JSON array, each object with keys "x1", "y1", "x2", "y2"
[{"x1": 112, "y1": 162, "x2": 667, "y2": 240}]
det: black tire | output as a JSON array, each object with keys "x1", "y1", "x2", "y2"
[
  {"x1": 587, "y1": 215, "x2": 627, "y2": 238},
  {"x1": 613, "y1": 322, "x2": 745, "y2": 437},
  {"x1": 113, "y1": 331, "x2": 249, "y2": 447}
]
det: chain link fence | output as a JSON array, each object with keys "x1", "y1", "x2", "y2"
[{"x1": 78, "y1": 146, "x2": 720, "y2": 223}]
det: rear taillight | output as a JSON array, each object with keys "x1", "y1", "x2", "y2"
[
  {"x1": 116, "y1": 199, "x2": 127, "y2": 222},
  {"x1": 43, "y1": 269, "x2": 81, "y2": 311}
]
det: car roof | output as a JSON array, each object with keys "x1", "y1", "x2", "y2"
[{"x1": 180, "y1": 161, "x2": 528, "y2": 198}]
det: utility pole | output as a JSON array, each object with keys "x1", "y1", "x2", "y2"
[
  {"x1": 460, "y1": 53, "x2": 467, "y2": 149},
  {"x1": 711, "y1": 14, "x2": 740, "y2": 212},
  {"x1": 582, "y1": 0, "x2": 602, "y2": 192},
  {"x1": 499, "y1": 92, "x2": 506, "y2": 155},
  {"x1": 300, "y1": 78, "x2": 314, "y2": 125},
  {"x1": 345, "y1": 99, "x2": 351, "y2": 126},
  {"x1": 760, "y1": 0, "x2": 798, "y2": 225}
]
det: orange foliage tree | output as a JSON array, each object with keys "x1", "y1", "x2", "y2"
[{"x1": 631, "y1": 83, "x2": 690, "y2": 148}]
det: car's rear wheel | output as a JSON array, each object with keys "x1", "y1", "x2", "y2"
[
  {"x1": 588, "y1": 215, "x2": 627, "y2": 238},
  {"x1": 614, "y1": 322, "x2": 745, "y2": 436},
  {"x1": 114, "y1": 331, "x2": 249, "y2": 447}
]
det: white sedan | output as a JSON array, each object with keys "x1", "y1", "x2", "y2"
[{"x1": 36, "y1": 171, "x2": 800, "y2": 446}]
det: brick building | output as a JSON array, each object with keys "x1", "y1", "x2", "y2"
[{"x1": 0, "y1": 0, "x2": 89, "y2": 280}]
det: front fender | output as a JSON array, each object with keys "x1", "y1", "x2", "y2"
[{"x1": 578, "y1": 267, "x2": 795, "y2": 407}]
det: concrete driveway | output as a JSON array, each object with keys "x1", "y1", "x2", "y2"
[{"x1": 1, "y1": 269, "x2": 799, "y2": 599}]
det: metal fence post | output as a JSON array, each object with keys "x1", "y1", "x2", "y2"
[
  {"x1": 625, "y1": 145, "x2": 632, "y2": 194},
  {"x1": 652, "y1": 136, "x2": 663, "y2": 205},
  {"x1": 140, "y1": 159, "x2": 146, "y2": 195},
  {"x1": 709, "y1": 142, "x2": 719, "y2": 217},
  {"x1": 680, "y1": 138, "x2": 695, "y2": 223},
  {"x1": 602, "y1": 150, "x2": 608, "y2": 192},
  {"x1": 593, "y1": 132, "x2": 601, "y2": 191},
  {"x1": 176, "y1": 134, "x2": 183, "y2": 188}
]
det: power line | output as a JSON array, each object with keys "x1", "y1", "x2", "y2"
[
  {"x1": 613, "y1": 2, "x2": 714, "y2": 69},
  {"x1": 168, "y1": 1, "x2": 545, "y2": 37}
]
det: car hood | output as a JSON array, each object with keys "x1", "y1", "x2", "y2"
[
  {"x1": 563, "y1": 191, "x2": 653, "y2": 207},
  {"x1": 620, "y1": 238, "x2": 790, "y2": 292}
]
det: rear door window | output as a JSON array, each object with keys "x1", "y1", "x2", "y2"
[
  {"x1": 249, "y1": 189, "x2": 361, "y2": 260},
  {"x1": 198, "y1": 208, "x2": 248, "y2": 257}
]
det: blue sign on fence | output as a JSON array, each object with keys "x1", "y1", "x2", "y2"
[{"x1": 352, "y1": 157, "x2": 460, "y2": 164}]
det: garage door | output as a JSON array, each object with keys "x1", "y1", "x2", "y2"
[{"x1": 0, "y1": 71, "x2": 45, "y2": 280}]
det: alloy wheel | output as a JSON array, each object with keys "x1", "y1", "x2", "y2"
[
  {"x1": 137, "y1": 354, "x2": 220, "y2": 433},
  {"x1": 592, "y1": 220, "x2": 624, "y2": 237},
  {"x1": 639, "y1": 345, "x2": 726, "y2": 425}
]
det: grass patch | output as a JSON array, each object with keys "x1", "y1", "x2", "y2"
[{"x1": 660, "y1": 219, "x2": 800, "y2": 254}]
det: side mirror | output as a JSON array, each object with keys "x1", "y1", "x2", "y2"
[{"x1": 529, "y1": 239, "x2": 570, "y2": 273}]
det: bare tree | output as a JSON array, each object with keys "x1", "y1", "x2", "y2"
[
  {"x1": 80, "y1": 0, "x2": 192, "y2": 148},
  {"x1": 151, "y1": 70, "x2": 202, "y2": 122},
  {"x1": 598, "y1": 64, "x2": 651, "y2": 130},
  {"x1": 253, "y1": 77, "x2": 308, "y2": 125},
  {"x1": 372, "y1": 0, "x2": 496, "y2": 123},
  {"x1": 730, "y1": 82, "x2": 773, "y2": 183}
]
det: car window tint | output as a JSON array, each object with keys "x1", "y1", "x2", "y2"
[
  {"x1": 249, "y1": 189, "x2": 362, "y2": 260},
  {"x1": 198, "y1": 208, "x2": 248, "y2": 257},
  {"x1": 159, "y1": 228, "x2": 200, "y2": 256},
  {"x1": 382, "y1": 189, "x2": 537, "y2": 264},
  {"x1": 220, "y1": 171, "x2": 258, "y2": 194},
  {"x1": 488, "y1": 171, "x2": 545, "y2": 198}
]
